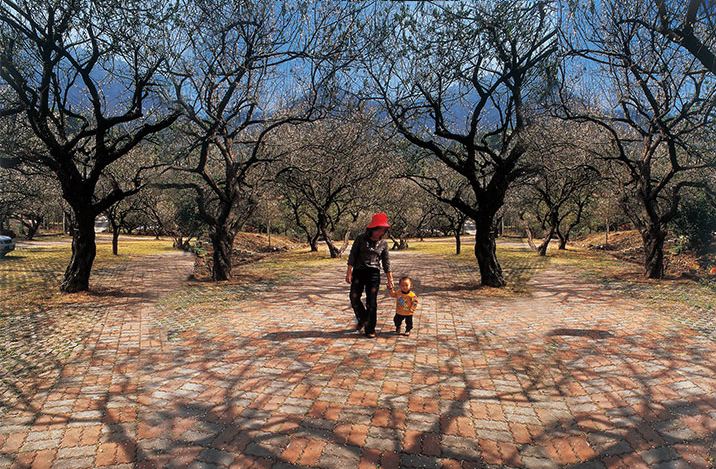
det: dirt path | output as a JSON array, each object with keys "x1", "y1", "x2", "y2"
[{"x1": 0, "y1": 248, "x2": 714, "y2": 468}]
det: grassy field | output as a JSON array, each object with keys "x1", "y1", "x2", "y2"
[
  {"x1": 157, "y1": 247, "x2": 340, "y2": 312},
  {"x1": 410, "y1": 237, "x2": 549, "y2": 294},
  {"x1": 0, "y1": 235, "x2": 175, "y2": 314},
  {"x1": 410, "y1": 236, "x2": 715, "y2": 311},
  {"x1": 549, "y1": 246, "x2": 716, "y2": 315},
  {"x1": 3, "y1": 233, "x2": 713, "y2": 317}
]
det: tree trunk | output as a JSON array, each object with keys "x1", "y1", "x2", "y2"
[
  {"x1": 309, "y1": 233, "x2": 319, "y2": 252},
  {"x1": 474, "y1": 220, "x2": 506, "y2": 287},
  {"x1": 112, "y1": 228, "x2": 120, "y2": 256},
  {"x1": 210, "y1": 225, "x2": 234, "y2": 281},
  {"x1": 337, "y1": 230, "x2": 351, "y2": 257},
  {"x1": 322, "y1": 230, "x2": 340, "y2": 258},
  {"x1": 537, "y1": 225, "x2": 555, "y2": 256},
  {"x1": 642, "y1": 226, "x2": 666, "y2": 279},
  {"x1": 22, "y1": 217, "x2": 41, "y2": 240},
  {"x1": 454, "y1": 231, "x2": 461, "y2": 255},
  {"x1": 555, "y1": 225, "x2": 566, "y2": 250},
  {"x1": 557, "y1": 232, "x2": 568, "y2": 250},
  {"x1": 525, "y1": 226, "x2": 537, "y2": 251},
  {"x1": 60, "y1": 211, "x2": 96, "y2": 293},
  {"x1": 538, "y1": 211, "x2": 559, "y2": 256}
]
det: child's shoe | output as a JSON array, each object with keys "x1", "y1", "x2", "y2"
[
  {"x1": 404, "y1": 329, "x2": 411, "y2": 336},
  {"x1": 395, "y1": 325, "x2": 401, "y2": 334}
]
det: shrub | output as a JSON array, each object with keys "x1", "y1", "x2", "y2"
[{"x1": 671, "y1": 194, "x2": 716, "y2": 255}]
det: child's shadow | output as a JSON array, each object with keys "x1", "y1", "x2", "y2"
[{"x1": 262, "y1": 328, "x2": 356, "y2": 341}]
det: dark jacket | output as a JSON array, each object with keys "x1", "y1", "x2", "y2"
[{"x1": 347, "y1": 232, "x2": 391, "y2": 273}]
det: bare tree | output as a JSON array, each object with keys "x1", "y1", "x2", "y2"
[
  {"x1": 560, "y1": 0, "x2": 716, "y2": 277},
  {"x1": 275, "y1": 110, "x2": 390, "y2": 257},
  {"x1": 521, "y1": 120, "x2": 601, "y2": 255},
  {"x1": 169, "y1": 0, "x2": 360, "y2": 279},
  {"x1": 0, "y1": 0, "x2": 180, "y2": 291},
  {"x1": 360, "y1": 0, "x2": 557, "y2": 286},
  {"x1": 0, "y1": 164, "x2": 60, "y2": 239},
  {"x1": 104, "y1": 196, "x2": 142, "y2": 256},
  {"x1": 141, "y1": 185, "x2": 205, "y2": 250},
  {"x1": 646, "y1": 0, "x2": 716, "y2": 74},
  {"x1": 438, "y1": 204, "x2": 471, "y2": 255},
  {"x1": 378, "y1": 177, "x2": 440, "y2": 251},
  {"x1": 397, "y1": 156, "x2": 474, "y2": 254},
  {"x1": 249, "y1": 196, "x2": 287, "y2": 248}
]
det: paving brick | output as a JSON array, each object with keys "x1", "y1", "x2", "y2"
[
  {"x1": 25, "y1": 431, "x2": 63, "y2": 443},
  {"x1": 51, "y1": 456, "x2": 95, "y2": 469},
  {"x1": 1, "y1": 242, "x2": 714, "y2": 469},
  {"x1": 21, "y1": 439, "x2": 60, "y2": 452},
  {"x1": 56, "y1": 446, "x2": 96, "y2": 459},
  {"x1": 30, "y1": 449, "x2": 57, "y2": 469},
  {"x1": 640, "y1": 446, "x2": 681, "y2": 465}
]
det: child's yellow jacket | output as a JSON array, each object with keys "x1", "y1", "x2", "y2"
[{"x1": 389, "y1": 289, "x2": 418, "y2": 316}]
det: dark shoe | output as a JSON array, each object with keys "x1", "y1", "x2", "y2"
[
  {"x1": 395, "y1": 326, "x2": 401, "y2": 334},
  {"x1": 404, "y1": 330, "x2": 411, "y2": 336},
  {"x1": 355, "y1": 321, "x2": 365, "y2": 332},
  {"x1": 365, "y1": 332, "x2": 376, "y2": 338}
]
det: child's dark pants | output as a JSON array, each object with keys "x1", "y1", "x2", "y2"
[
  {"x1": 393, "y1": 314, "x2": 413, "y2": 331},
  {"x1": 350, "y1": 267, "x2": 381, "y2": 334}
]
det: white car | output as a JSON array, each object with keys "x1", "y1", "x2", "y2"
[
  {"x1": 0, "y1": 235, "x2": 15, "y2": 257},
  {"x1": 463, "y1": 221, "x2": 477, "y2": 236}
]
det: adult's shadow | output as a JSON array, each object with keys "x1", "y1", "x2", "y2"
[{"x1": 261, "y1": 328, "x2": 357, "y2": 341}]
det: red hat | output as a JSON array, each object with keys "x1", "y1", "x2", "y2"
[{"x1": 367, "y1": 212, "x2": 390, "y2": 229}]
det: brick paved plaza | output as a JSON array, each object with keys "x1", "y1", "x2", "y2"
[{"x1": 1, "y1": 243, "x2": 714, "y2": 468}]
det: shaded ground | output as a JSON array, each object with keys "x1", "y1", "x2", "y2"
[{"x1": 0, "y1": 239, "x2": 714, "y2": 468}]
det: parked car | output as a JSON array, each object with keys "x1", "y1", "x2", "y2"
[
  {"x1": 94, "y1": 216, "x2": 110, "y2": 233},
  {"x1": 0, "y1": 235, "x2": 15, "y2": 257},
  {"x1": 463, "y1": 220, "x2": 477, "y2": 236}
]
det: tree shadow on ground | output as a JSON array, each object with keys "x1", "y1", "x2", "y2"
[
  {"x1": 0, "y1": 316, "x2": 496, "y2": 467},
  {"x1": 6, "y1": 314, "x2": 715, "y2": 468},
  {"x1": 2, "y1": 247, "x2": 715, "y2": 468}
]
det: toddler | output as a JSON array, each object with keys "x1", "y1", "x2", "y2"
[{"x1": 388, "y1": 276, "x2": 418, "y2": 336}]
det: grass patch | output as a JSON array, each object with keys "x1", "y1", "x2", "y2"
[
  {"x1": 410, "y1": 238, "x2": 549, "y2": 295},
  {"x1": 241, "y1": 247, "x2": 338, "y2": 281},
  {"x1": 165, "y1": 247, "x2": 340, "y2": 311},
  {"x1": 94, "y1": 238, "x2": 175, "y2": 258},
  {"x1": 409, "y1": 237, "x2": 715, "y2": 312},
  {"x1": 550, "y1": 246, "x2": 716, "y2": 314},
  {"x1": 0, "y1": 236, "x2": 176, "y2": 315}
]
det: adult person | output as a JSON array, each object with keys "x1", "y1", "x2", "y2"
[{"x1": 345, "y1": 212, "x2": 394, "y2": 338}]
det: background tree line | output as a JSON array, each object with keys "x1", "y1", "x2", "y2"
[{"x1": 0, "y1": 0, "x2": 714, "y2": 293}]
